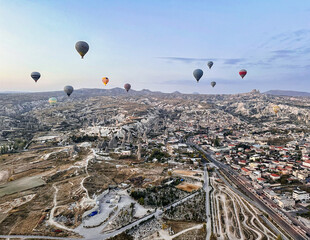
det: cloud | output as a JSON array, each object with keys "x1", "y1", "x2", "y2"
[
  {"x1": 258, "y1": 29, "x2": 310, "y2": 49},
  {"x1": 157, "y1": 57, "x2": 213, "y2": 63},
  {"x1": 267, "y1": 45, "x2": 310, "y2": 62},
  {"x1": 159, "y1": 78, "x2": 229, "y2": 86},
  {"x1": 157, "y1": 57, "x2": 246, "y2": 65},
  {"x1": 223, "y1": 58, "x2": 246, "y2": 65}
]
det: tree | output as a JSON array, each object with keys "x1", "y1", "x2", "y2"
[
  {"x1": 210, "y1": 232, "x2": 217, "y2": 240},
  {"x1": 138, "y1": 197, "x2": 144, "y2": 205},
  {"x1": 276, "y1": 235, "x2": 283, "y2": 240},
  {"x1": 202, "y1": 223, "x2": 206, "y2": 233},
  {"x1": 213, "y1": 137, "x2": 220, "y2": 147}
]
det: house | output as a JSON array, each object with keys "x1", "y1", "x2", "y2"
[
  {"x1": 241, "y1": 167, "x2": 251, "y2": 175},
  {"x1": 302, "y1": 160, "x2": 310, "y2": 168},
  {"x1": 270, "y1": 174, "x2": 280, "y2": 181},
  {"x1": 238, "y1": 160, "x2": 247, "y2": 165},
  {"x1": 257, "y1": 178, "x2": 266, "y2": 184},
  {"x1": 297, "y1": 172, "x2": 308, "y2": 181},
  {"x1": 250, "y1": 154, "x2": 260, "y2": 161},
  {"x1": 249, "y1": 162, "x2": 259, "y2": 170},
  {"x1": 231, "y1": 164, "x2": 241, "y2": 170}
]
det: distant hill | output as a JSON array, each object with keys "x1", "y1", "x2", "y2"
[
  {"x1": 0, "y1": 88, "x2": 168, "y2": 100},
  {"x1": 264, "y1": 90, "x2": 310, "y2": 97}
]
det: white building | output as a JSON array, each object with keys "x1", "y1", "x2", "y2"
[
  {"x1": 293, "y1": 190, "x2": 310, "y2": 202},
  {"x1": 278, "y1": 197, "x2": 295, "y2": 208},
  {"x1": 250, "y1": 171, "x2": 261, "y2": 181}
]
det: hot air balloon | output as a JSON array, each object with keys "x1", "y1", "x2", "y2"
[
  {"x1": 64, "y1": 85, "x2": 74, "y2": 96},
  {"x1": 124, "y1": 83, "x2": 131, "y2": 92},
  {"x1": 48, "y1": 97, "x2": 57, "y2": 105},
  {"x1": 211, "y1": 81, "x2": 216, "y2": 88},
  {"x1": 207, "y1": 61, "x2": 213, "y2": 69},
  {"x1": 193, "y1": 69, "x2": 203, "y2": 82},
  {"x1": 239, "y1": 69, "x2": 247, "y2": 79},
  {"x1": 102, "y1": 77, "x2": 109, "y2": 86},
  {"x1": 31, "y1": 72, "x2": 41, "y2": 82},
  {"x1": 273, "y1": 105, "x2": 280, "y2": 114},
  {"x1": 75, "y1": 41, "x2": 89, "y2": 59}
]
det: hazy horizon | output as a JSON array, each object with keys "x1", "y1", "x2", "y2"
[
  {"x1": 1, "y1": 0, "x2": 310, "y2": 94},
  {"x1": 0, "y1": 87, "x2": 309, "y2": 96}
]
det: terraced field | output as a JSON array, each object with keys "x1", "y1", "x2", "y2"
[{"x1": 211, "y1": 176, "x2": 277, "y2": 240}]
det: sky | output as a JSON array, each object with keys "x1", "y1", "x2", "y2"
[{"x1": 0, "y1": 0, "x2": 310, "y2": 94}]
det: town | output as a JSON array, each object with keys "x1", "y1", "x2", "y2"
[{"x1": 0, "y1": 88, "x2": 309, "y2": 240}]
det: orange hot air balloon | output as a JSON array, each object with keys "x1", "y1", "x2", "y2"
[{"x1": 102, "y1": 77, "x2": 109, "y2": 86}]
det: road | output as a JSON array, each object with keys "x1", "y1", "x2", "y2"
[
  {"x1": 203, "y1": 164, "x2": 212, "y2": 240},
  {"x1": 192, "y1": 143, "x2": 308, "y2": 240}
]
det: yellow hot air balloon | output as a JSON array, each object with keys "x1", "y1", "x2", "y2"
[
  {"x1": 273, "y1": 105, "x2": 280, "y2": 114},
  {"x1": 49, "y1": 97, "x2": 57, "y2": 105},
  {"x1": 102, "y1": 77, "x2": 109, "y2": 86}
]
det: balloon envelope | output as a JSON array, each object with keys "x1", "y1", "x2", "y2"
[
  {"x1": 64, "y1": 85, "x2": 74, "y2": 96},
  {"x1": 49, "y1": 97, "x2": 57, "y2": 105},
  {"x1": 211, "y1": 81, "x2": 216, "y2": 87},
  {"x1": 75, "y1": 41, "x2": 89, "y2": 59},
  {"x1": 239, "y1": 69, "x2": 247, "y2": 79},
  {"x1": 124, "y1": 83, "x2": 131, "y2": 92},
  {"x1": 273, "y1": 105, "x2": 280, "y2": 114},
  {"x1": 207, "y1": 61, "x2": 213, "y2": 69},
  {"x1": 193, "y1": 69, "x2": 203, "y2": 82},
  {"x1": 102, "y1": 77, "x2": 109, "y2": 86},
  {"x1": 31, "y1": 72, "x2": 41, "y2": 82}
]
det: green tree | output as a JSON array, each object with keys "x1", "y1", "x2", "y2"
[
  {"x1": 276, "y1": 235, "x2": 283, "y2": 240},
  {"x1": 213, "y1": 137, "x2": 220, "y2": 147},
  {"x1": 138, "y1": 197, "x2": 144, "y2": 205},
  {"x1": 202, "y1": 223, "x2": 206, "y2": 233},
  {"x1": 210, "y1": 232, "x2": 217, "y2": 240}
]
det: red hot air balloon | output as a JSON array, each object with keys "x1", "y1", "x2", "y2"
[
  {"x1": 124, "y1": 83, "x2": 131, "y2": 92},
  {"x1": 239, "y1": 69, "x2": 247, "y2": 79}
]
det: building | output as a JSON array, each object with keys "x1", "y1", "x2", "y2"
[
  {"x1": 278, "y1": 197, "x2": 295, "y2": 208},
  {"x1": 250, "y1": 171, "x2": 261, "y2": 181},
  {"x1": 270, "y1": 174, "x2": 280, "y2": 181},
  {"x1": 302, "y1": 160, "x2": 310, "y2": 168},
  {"x1": 293, "y1": 190, "x2": 310, "y2": 202},
  {"x1": 257, "y1": 178, "x2": 266, "y2": 184},
  {"x1": 241, "y1": 167, "x2": 251, "y2": 175},
  {"x1": 264, "y1": 189, "x2": 277, "y2": 199}
]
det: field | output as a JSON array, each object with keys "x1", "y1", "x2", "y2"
[
  {"x1": 0, "y1": 176, "x2": 45, "y2": 197},
  {"x1": 176, "y1": 182, "x2": 201, "y2": 192}
]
